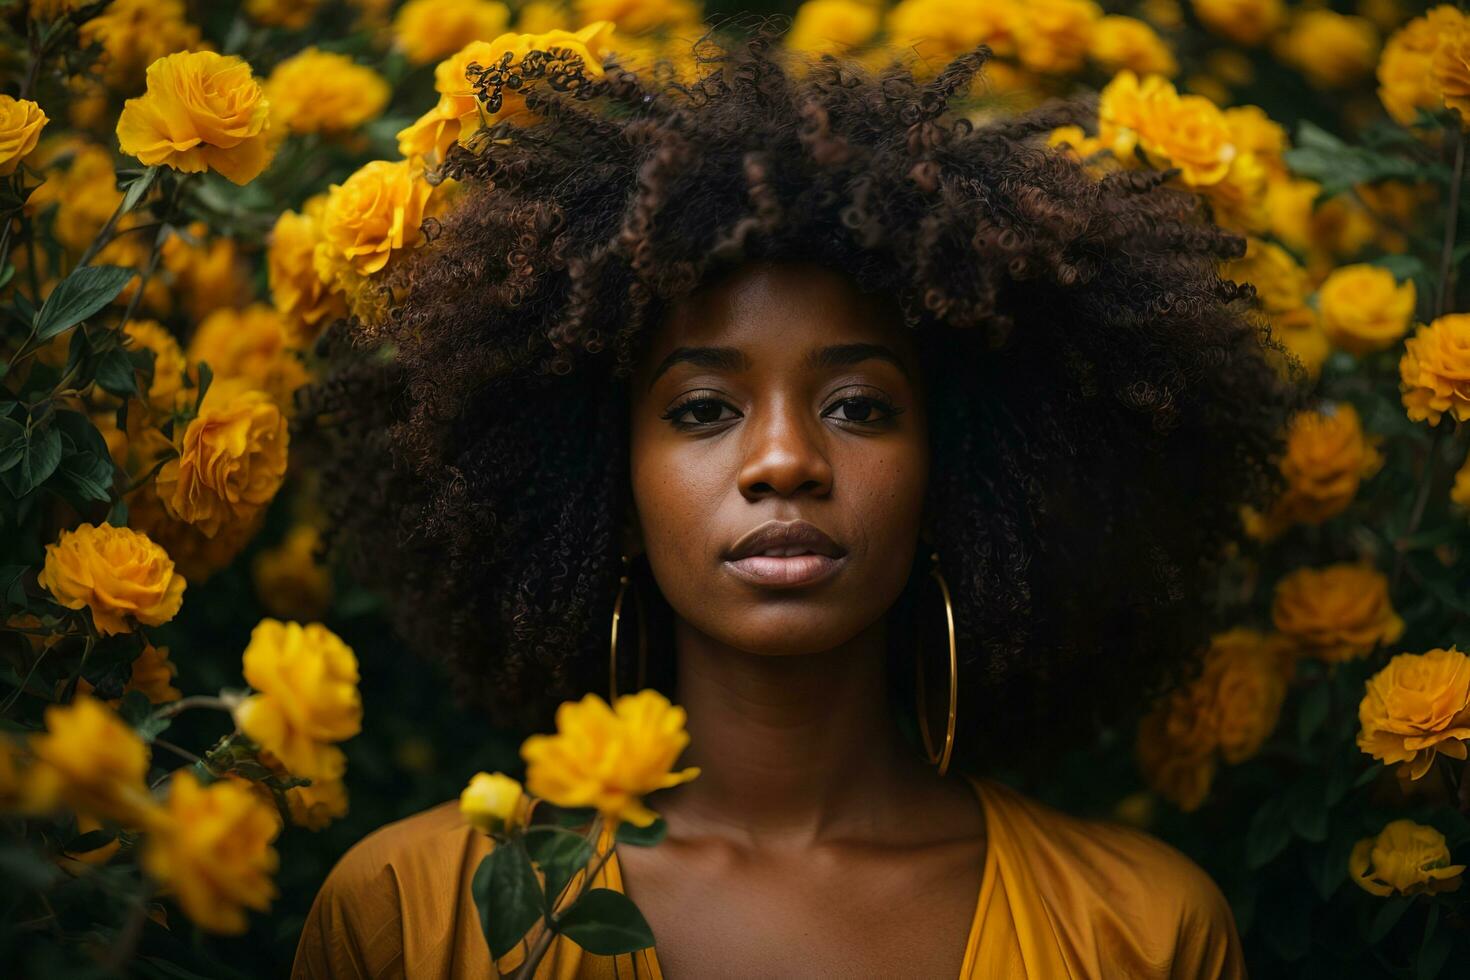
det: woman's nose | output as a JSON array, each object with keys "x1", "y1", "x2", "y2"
[{"x1": 736, "y1": 400, "x2": 833, "y2": 500}]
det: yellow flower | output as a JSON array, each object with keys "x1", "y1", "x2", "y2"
[
  {"x1": 522, "y1": 690, "x2": 701, "y2": 828},
  {"x1": 39, "y1": 523, "x2": 186, "y2": 636},
  {"x1": 1274, "y1": 9, "x2": 1379, "y2": 90},
  {"x1": 27, "y1": 143, "x2": 121, "y2": 254},
  {"x1": 285, "y1": 776, "x2": 349, "y2": 830},
  {"x1": 251, "y1": 524, "x2": 333, "y2": 623},
  {"x1": 1009, "y1": 0, "x2": 1100, "y2": 75},
  {"x1": 0, "y1": 96, "x2": 48, "y2": 177},
  {"x1": 1272, "y1": 564, "x2": 1404, "y2": 664},
  {"x1": 1135, "y1": 672, "x2": 1219, "y2": 812},
  {"x1": 572, "y1": 0, "x2": 702, "y2": 34},
  {"x1": 1138, "y1": 85, "x2": 1236, "y2": 188},
  {"x1": 123, "y1": 320, "x2": 188, "y2": 415},
  {"x1": 1207, "y1": 629, "x2": 1292, "y2": 764},
  {"x1": 265, "y1": 48, "x2": 390, "y2": 137},
  {"x1": 142, "y1": 770, "x2": 280, "y2": 935},
  {"x1": 1248, "y1": 403, "x2": 1382, "y2": 539},
  {"x1": 1434, "y1": 19, "x2": 1470, "y2": 123},
  {"x1": 186, "y1": 304, "x2": 309, "y2": 413},
  {"x1": 1225, "y1": 237, "x2": 1308, "y2": 314},
  {"x1": 1096, "y1": 70, "x2": 1175, "y2": 161},
  {"x1": 246, "y1": 0, "x2": 322, "y2": 29},
  {"x1": 1318, "y1": 264, "x2": 1415, "y2": 356},
  {"x1": 1377, "y1": 7, "x2": 1466, "y2": 127},
  {"x1": 117, "y1": 51, "x2": 276, "y2": 186},
  {"x1": 126, "y1": 479, "x2": 265, "y2": 586},
  {"x1": 28, "y1": 695, "x2": 157, "y2": 826},
  {"x1": 268, "y1": 197, "x2": 348, "y2": 348},
  {"x1": 160, "y1": 223, "x2": 253, "y2": 321},
  {"x1": 398, "y1": 22, "x2": 616, "y2": 161},
  {"x1": 884, "y1": 0, "x2": 1018, "y2": 79},
  {"x1": 234, "y1": 619, "x2": 362, "y2": 781},
  {"x1": 1087, "y1": 15, "x2": 1177, "y2": 77},
  {"x1": 1350, "y1": 820, "x2": 1466, "y2": 897},
  {"x1": 1358, "y1": 647, "x2": 1470, "y2": 780},
  {"x1": 393, "y1": 0, "x2": 513, "y2": 65},
  {"x1": 1399, "y1": 313, "x2": 1470, "y2": 426},
  {"x1": 1201, "y1": 149, "x2": 1267, "y2": 233},
  {"x1": 79, "y1": 0, "x2": 203, "y2": 87},
  {"x1": 127, "y1": 641, "x2": 183, "y2": 704},
  {"x1": 319, "y1": 158, "x2": 438, "y2": 277},
  {"x1": 1222, "y1": 105, "x2": 1286, "y2": 177},
  {"x1": 460, "y1": 771, "x2": 530, "y2": 834},
  {"x1": 1189, "y1": 0, "x2": 1283, "y2": 46},
  {"x1": 154, "y1": 379, "x2": 289, "y2": 539},
  {"x1": 785, "y1": 0, "x2": 881, "y2": 56}
]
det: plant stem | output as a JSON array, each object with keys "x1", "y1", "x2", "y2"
[
  {"x1": 512, "y1": 818, "x2": 620, "y2": 980},
  {"x1": 1438, "y1": 128, "x2": 1467, "y2": 319},
  {"x1": 149, "y1": 694, "x2": 233, "y2": 721},
  {"x1": 1390, "y1": 424, "x2": 1448, "y2": 592}
]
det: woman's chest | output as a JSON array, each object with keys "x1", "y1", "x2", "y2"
[{"x1": 615, "y1": 837, "x2": 988, "y2": 979}]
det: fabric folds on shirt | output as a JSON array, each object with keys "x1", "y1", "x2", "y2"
[{"x1": 290, "y1": 773, "x2": 1247, "y2": 979}]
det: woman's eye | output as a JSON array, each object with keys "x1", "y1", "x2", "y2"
[
  {"x1": 665, "y1": 398, "x2": 738, "y2": 428},
  {"x1": 825, "y1": 396, "x2": 897, "y2": 424}
]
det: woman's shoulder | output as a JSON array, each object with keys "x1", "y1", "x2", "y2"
[
  {"x1": 975, "y1": 777, "x2": 1247, "y2": 977},
  {"x1": 322, "y1": 798, "x2": 484, "y2": 892}
]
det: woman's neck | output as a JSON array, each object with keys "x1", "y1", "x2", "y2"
[{"x1": 647, "y1": 613, "x2": 939, "y2": 847}]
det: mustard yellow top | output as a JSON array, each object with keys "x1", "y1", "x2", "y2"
[{"x1": 291, "y1": 774, "x2": 1247, "y2": 979}]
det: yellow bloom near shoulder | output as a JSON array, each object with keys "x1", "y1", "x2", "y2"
[
  {"x1": 1351, "y1": 819, "x2": 1465, "y2": 897},
  {"x1": 117, "y1": 50, "x2": 276, "y2": 185},
  {"x1": 28, "y1": 695, "x2": 158, "y2": 827}
]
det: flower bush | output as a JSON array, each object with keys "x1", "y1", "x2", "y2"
[{"x1": 2, "y1": 0, "x2": 1469, "y2": 976}]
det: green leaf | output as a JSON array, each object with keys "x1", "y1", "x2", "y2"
[
  {"x1": 471, "y1": 844, "x2": 544, "y2": 960},
  {"x1": 0, "y1": 416, "x2": 24, "y2": 472},
  {"x1": 1367, "y1": 895, "x2": 1412, "y2": 943},
  {"x1": 94, "y1": 347, "x2": 138, "y2": 397},
  {"x1": 1297, "y1": 683, "x2": 1330, "y2": 745},
  {"x1": 33, "y1": 265, "x2": 134, "y2": 341},
  {"x1": 614, "y1": 818, "x2": 667, "y2": 847},
  {"x1": 1247, "y1": 795, "x2": 1293, "y2": 869},
  {"x1": 118, "y1": 165, "x2": 159, "y2": 215},
  {"x1": 57, "y1": 451, "x2": 114, "y2": 503},
  {"x1": 1287, "y1": 776, "x2": 1328, "y2": 842},
  {"x1": 525, "y1": 827, "x2": 594, "y2": 905},
  {"x1": 193, "y1": 361, "x2": 213, "y2": 413},
  {"x1": 120, "y1": 689, "x2": 171, "y2": 742},
  {"x1": 0, "y1": 422, "x2": 62, "y2": 497},
  {"x1": 1417, "y1": 903, "x2": 1453, "y2": 980},
  {"x1": 1284, "y1": 120, "x2": 1448, "y2": 199},
  {"x1": 557, "y1": 888, "x2": 655, "y2": 955}
]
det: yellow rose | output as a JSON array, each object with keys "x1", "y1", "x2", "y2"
[
  {"x1": 1222, "y1": 105, "x2": 1286, "y2": 177},
  {"x1": 123, "y1": 320, "x2": 188, "y2": 415},
  {"x1": 127, "y1": 641, "x2": 183, "y2": 704},
  {"x1": 1135, "y1": 674, "x2": 1219, "y2": 812},
  {"x1": 572, "y1": 0, "x2": 701, "y2": 34},
  {"x1": 1433, "y1": 18, "x2": 1470, "y2": 121},
  {"x1": 39, "y1": 523, "x2": 186, "y2": 636},
  {"x1": 1274, "y1": 10, "x2": 1379, "y2": 90},
  {"x1": 0, "y1": 96, "x2": 48, "y2": 177},
  {"x1": 1358, "y1": 646, "x2": 1470, "y2": 780},
  {"x1": 398, "y1": 23, "x2": 615, "y2": 160},
  {"x1": 522, "y1": 690, "x2": 701, "y2": 828},
  {"x1": 234, "y1": 619, "x2": 362, "y2": 781},
  {"x1": 186, "y1": 304, "x2": 309, "y2": 413},
  {"x1": 79, "y1": 0, "x2": 203, "y2": 87},
  {"x1": 1225, "y1": 237, "x2": 1308, "y2": 314},
  {"x1": 1248, "y1": 403, "x2": 1383, "y2": 539},
  {"x1": 1377, "y1": 7, "x2": 1466, "y2": 126},
  {"x1": 1201, "y1": 149, "x2": 1267, "y2": 233},
  {"x1": 142, "y1": 769, "x2": 280, "y2": 935},
  {"x1": 26, "y1": 143, "x2": 121, "y2": 254},
  {"x1": 1272, "y1": 306, "x2": 1331, "y2": 380},
  {"x1": 246, "y1": 0, "x2": 322, "y2": 29},
  {"x1": 319, "y1": 158, "x2": 437, "y2": 277},
  {"x1": 126, "y1": 479, "x2": 264, "y2": 585},
  {"x1": 393, "y1": 0, "x2": 513, "y2": 65},
  {"x1": 155, "y1": 380, "x2": 289, "y2": 539},
  {"x1": 265, "y1": 48, "x2": 390, "y2": 137},
  {"x1": 1010, "y1": 0, "x2": 1100, "y2": 75},
  {"x1": 1138, "y1": 87, "x2": 1236, "y2": 188},
  {"x1": 1400, "y1": 314, "x2": 1470, "y2": 426},
  {"x1": 286, "y1": 775, "x2": 349, "y2": 830},
  {"x1": 1088, "y1": 16, "x2": 1177, "y2": 76},
  {"x1": 1189, "y1": 0, "x2": 1283, "y2": 46},
  {"x1": 1204, "y1": 628, "x2": 1292, "y2": 764},
  {"x1": 160, "y1": 222, "x2": 253, "y2": 321},
  {"x1": 117, "y1": 51, "x2": 276, "y2": 186},
  {"x1": 28, "y1": 695, "x2": 157, "y2": 826},
  {"x1": 267, "y1": 198, "x2": 348, "y2": 348},
  {"x1": 785, "y1": 0, "x2": 881, "y2": 56},
  {"x1": 460, "y1": 771, "x2": 530, "y2": 834},
  {"x1": 1271, "y1": 564, "x2": 1404, "y2": 664},
  {"x1": 1097, "y1": 70, "x2": 1176, "y2": 161},
  {"x1": 884, "y1": 0, "x2": 1019, "y2": 78},
  {"x1": 1350, "y1": 820, "x2": 1466, "y2": 896},
  {"x1": 1318, "y1": 264, "x2": 1415, "y2": 356},
  {"x1": 251, "y1": 524, "x2": 333, "y2": 623}
]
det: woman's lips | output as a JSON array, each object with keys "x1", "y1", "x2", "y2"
[{"x1": 722, "y1": 553, "x2": 846, "y2": 588}]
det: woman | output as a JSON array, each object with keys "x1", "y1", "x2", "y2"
[{"x1": 293, "y1": 24, "x2": 1295, "y2": 978}]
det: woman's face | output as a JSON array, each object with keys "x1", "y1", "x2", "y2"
[{"x1": 628, "y1": 260, "x2": 930, "y2": 657}]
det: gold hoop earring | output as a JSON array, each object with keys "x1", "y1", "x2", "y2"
[
  {"x1": 609, "y1": 553, "x2": 648, "y2": 702},
  {"x1": 914, "y1": 551, "x2": 957, "y2": 776}
]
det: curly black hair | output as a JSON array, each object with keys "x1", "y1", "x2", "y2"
[{"x1": 296, "y1": 23, "x2": 1304, "y2": 775}]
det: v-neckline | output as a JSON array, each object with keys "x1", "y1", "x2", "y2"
[{"x1": 601, "y1": 772, "x2": 997, "y2": 979}]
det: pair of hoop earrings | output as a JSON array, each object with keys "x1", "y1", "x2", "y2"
[{"x1": 607, "y1": 550, "x2": 958, "y2": 776}]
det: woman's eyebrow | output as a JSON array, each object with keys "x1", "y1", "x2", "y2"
[{"x1": 646, "y1": 342, "x2": 909, "y2": 391}]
